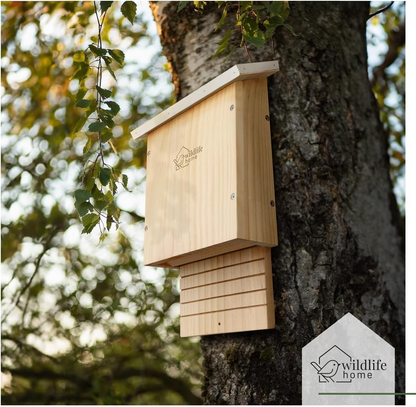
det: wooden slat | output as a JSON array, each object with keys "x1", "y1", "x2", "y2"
[
  {"x1": 180, "y1": 259, "x2": 264, "y2": 289},
  {"x1": 181, "y1": 289, "x2": 267, "y2": 316},
  {"x1": 180, "y1": 246, "x2": 266, "y2": 276},
  {"x1": 180, "y1": 304, "x2": 272, "y2": 337},
  {"x1": 180, "y1": 274, "x2": 267, "y2": 303}
]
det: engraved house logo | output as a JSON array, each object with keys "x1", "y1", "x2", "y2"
[{"x1": 173, "y1": 145, "x2": 203, "y2": 171}]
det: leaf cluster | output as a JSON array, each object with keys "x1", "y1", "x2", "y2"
[
  {"x1": 179, "y1": 1, "x2": 294, "y2": 59},
  {"x1": 72, "y1": 1, "x2": 134, "y2": 237}
]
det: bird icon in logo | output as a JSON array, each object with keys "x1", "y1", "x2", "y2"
[{"x1": 311, "y1": 360, "x2": 340, "y2": 382}]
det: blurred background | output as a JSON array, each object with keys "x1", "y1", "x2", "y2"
[{"x1": 1, "y1": 1, "x2": 404, "y2": 404}]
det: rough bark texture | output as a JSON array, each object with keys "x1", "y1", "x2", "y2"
[{"x1": 150, "y1": 2, "x2": 405, "y2": 404}]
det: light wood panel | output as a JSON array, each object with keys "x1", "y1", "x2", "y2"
[
  {"x1": 236, "y1": 78, "x2": 278, "y2": 247},
  {"x1": 144, "y1": 79, "x2": 278, "y2": 268},
  {"x1": 180, "y1": 246, "x2": 275, "y2": 337},
  {"x1": 145, "y1": 83, "x2": 238, "y2": 267}
]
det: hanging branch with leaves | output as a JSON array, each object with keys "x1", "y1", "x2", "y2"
[
  {"x1": 178, "y1": 1, "x2": 294, "y2": 60},
  {"x1": 72, "y1": 1, "x2": 137, "y2": 239}
]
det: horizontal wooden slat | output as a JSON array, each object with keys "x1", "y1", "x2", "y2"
[
  {"x1": 180, "y1": 246, "x2": 268, "y2": 277},
  {"x1": 180, "y1": 304, "x2": 273, "y2": 337},
  {"x1": 181, "y1": 289, "x2": 267, "y2": 316},
  {"x1": 180, "y1": 259, "x2": 264, "y2": 290},
  {"x1": 180, "y1": 274, "x2": 266, "y2": 303}
]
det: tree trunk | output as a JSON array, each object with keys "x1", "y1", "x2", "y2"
[{"x1": 150, "y1": 2, "x2": 405, "y2": 404}]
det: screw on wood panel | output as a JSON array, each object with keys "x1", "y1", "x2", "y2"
[
  {"x1": 230, "y1": 105, "x2": 234, "y2": 111},
  {"x1": 231, "y1": 193, "x2": 236, "y2": 200},
  {"x1": 265, "y1": 115, "x2": 270, "y2": 121},
  {"x1": 218, "y1": 322, "x2": 221, "y2": 325},
  {"x1": 270, "y1": 200, "x2": 275, "y2": 207},
  {"x1": 147, "y1": 151, "x2": 151, "y2": 156},
  {"x1": 145, "y1": 226, "x2": 148, "y2": 231}
]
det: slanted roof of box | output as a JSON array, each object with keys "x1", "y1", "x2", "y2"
[{"x1": 130, "y1": 60, "x2": 279, "y2": 140}]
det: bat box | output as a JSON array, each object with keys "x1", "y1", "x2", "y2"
[{"x1": 131, "y1": 61, "x2": 279, "y2": 337}]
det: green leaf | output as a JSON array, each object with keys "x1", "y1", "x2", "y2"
[
  {"x1": 243, "y1": 32, "x2": 266, "y2": 48},
  {"x1": 103, "y1": 56, "x2": 117, "y2": 80},
  {"x1": 108, "y1": 49, "x2": 125, "y2": 66},
  {"x1": 264, "y1": 15, "x2": 284, "y2": 29},
  {"x1": 218, "y1": 28, "x2": 232, "y2": 45},
  {"x1": 83, "y1": 138, "x2": 92, "y2": 154},
  {"x1": 81, "y1": 213, "x2": 100, "y2": 234},
  {"x1": 77, "y1": 201, "x2": 93, "y2": 216},
  {"x1": 215, "y1": 6, "x2": 227, "y2": 32},
  {"x1": 89, "y1": 44, "x2": 107, "y2": 57},
  {"x1": 106, "y1": 215, "x2": 113, "y2": 231},
  {"x1": 121, "y1": 1, "x2": 137, "y2": 24},
  {"x1": 99, "y1": 168, "x2": 111, "y2": 186},
  {"x1": 74, "y1": 115, "x2": 87, "y2": 133},
  {"x1": 100, "y1": 129, "x2": 112, "y2": 143},
  {"x1": 100, "y1": 1, "x2": 113, "y2": 13},
  {"x1": 85, "y1": 101, "x2": 98, "y2": 118},
  {"x1": 75, "y1": 99, "x2": 92, "y2": 108},
  {"x1": 122, "y1": 174, "x2": 129, "y2": 190},
  {"x1": 96, "y1": 198, "x2": 110, "y2": 211},
  {"x1": 96, "y1": 86, "x2": 112, "y2": 99},
  {"x1": 74, "y1": 189, "x2": 91, "y2": 204},
  {"x1": 89, "y1": 121, "x2": 107, "y2": 132},
  {"x1": 242, "y1": 16, "x2": 258, "y2": 35},
  {"x1": 177, "y1": 1, "x2": 190, "y2": 12},
  {"x1": 73, "y1": 51, "x2": 85, "y2": 63},
  {"x1": 75, "y1": 87, "x2": 88, "y2": 103},
  {"x1": 72, "y1": 64, "x2": 91, "y2": 81},
  {"x1": 104, "y1": 101, "x2": 120, "y2": 115},
  {"x1": 283, "y1": 23, "x2": 295, "y2": 35},
  {"x1": 91, "y1": 185, "x2": 105, "y2": 201},
  {"x1": 212, "y1": 29, "x2": 232, "y2": 59},
  {"x1": 98, "y1": 113, "x2": 114, "y2": 129}
]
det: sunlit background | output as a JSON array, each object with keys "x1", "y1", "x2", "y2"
[{"x1": 1, "y1": 1, "x2": 405, "y2": 404}]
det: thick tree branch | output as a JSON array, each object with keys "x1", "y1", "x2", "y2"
[
  {"x1": 1, "y1": 335, "x2": 58, "y2": 362},
  {"x1": 116, "y1": 368, "x2": 202, "y2": 404},
  {"x1": 3, "y1": 365, "x2": 202, "y2": 405}
]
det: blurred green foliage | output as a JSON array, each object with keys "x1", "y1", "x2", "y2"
[
  {"x1": 1, "y1": 1, "x2": 201, "y2": 404},
  {"x1": 368, "y1": 1, "x2": 405, "y2": 210}
]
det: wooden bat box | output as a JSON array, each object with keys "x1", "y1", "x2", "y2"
[{"x1": 131, "y1": 61, "x2": 279, "y2": 337}]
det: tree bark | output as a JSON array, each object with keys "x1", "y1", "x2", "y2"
[{"x1": 150, "y1": 2, "x2": 405, "y2": 404}]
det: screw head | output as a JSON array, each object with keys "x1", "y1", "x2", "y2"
[
  {"x1": 231, "y1": 193, "x2": 236, "y2": 200},
  {"x1": 147, "y1": 151, "x2": 151, "y2": 156},
  {"x1": 230, "y1": 105, "x2": 234, "y2": 111},
  {"x1": 265, "y1": 115, "x2": 270, "y2": 121},
  {"x1": 270, "y1": 200, "x2": 275, "y2": 207},
  {"x1": 145, "y1": 226, "x2": 148, "y2": 231}
]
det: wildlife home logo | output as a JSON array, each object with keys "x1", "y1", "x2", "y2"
[
  {"x1": 311, "y1": 345, "x2": 388, "y2": 384},
  {"x1": 173, "y1": 145, "x2": 203, "y2": 171},
  {"x1": 302, "y1": 313, "x2": 395, "y2": 405}
]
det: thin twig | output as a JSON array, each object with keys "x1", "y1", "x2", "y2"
[
  {"x1": 94, "y1": 1, "x2": 106, "y2": 166},
  {"x1": 368, "y1": 1, "x2": 394, "y2": 20}
]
